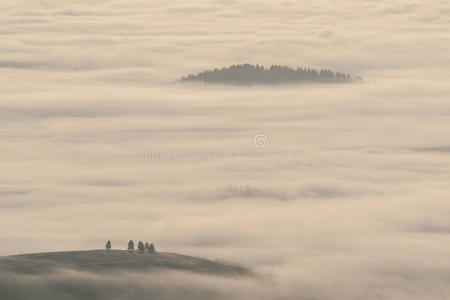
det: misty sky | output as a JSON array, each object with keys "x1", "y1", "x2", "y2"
[{"x1": 1, "y1": 0, "x2": 450, "y2": 299}]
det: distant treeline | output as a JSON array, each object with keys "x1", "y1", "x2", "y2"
[{"x1": 181, "y1": 64, "x2": 354, "y2": 84}]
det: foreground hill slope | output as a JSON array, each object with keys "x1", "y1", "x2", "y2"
[{"x1": 0, "y1": 250, "x2": 250, "y2": 276}]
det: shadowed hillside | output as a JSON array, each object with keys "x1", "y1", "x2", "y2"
[
  {"x1": 181, "y1": 64, "x2": 355, "y2": 85},
  {"x1": 0, "y1": 250, "x2": 250, "y2": 276}
]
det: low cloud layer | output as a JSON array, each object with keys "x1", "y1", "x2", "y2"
[
  {"x1": 2, "y1": 259, "x2": 450, "y2": 300},
  {"x1": 1, "y1": 0, "x2": 450, "y2": 299}
]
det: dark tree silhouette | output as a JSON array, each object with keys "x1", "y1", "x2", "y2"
[
  {"x1": 138, "y1": 241, "x2": 145, "y2": 253},
  {"x1": 106, "y1": 240, "x2": 112, "y2": 252},
  {"x1": 148, "y1": 243, "x2": 156, "y2": 254},
  {"x1": 181, "y1": 64, "x2": 355, "y2": 85},
  {"x1": 145, "y1": 242, "x2": 150, "y2": 250},
  {"x1": 128, "y1": 240, "x2": 135, "y2": 251}
]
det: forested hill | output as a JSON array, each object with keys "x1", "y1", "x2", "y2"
[
  {"x1": 0, "y1": 250, "x2": 250, "y2": 276},
  {"x1": 181, "y1": 64, "x2": 355, "y2": 84}
]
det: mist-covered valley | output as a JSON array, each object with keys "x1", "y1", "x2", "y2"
[{"x1": 1, "y1": 0, "x2": 450, "y2": 299}]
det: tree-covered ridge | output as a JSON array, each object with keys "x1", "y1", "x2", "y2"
[{"x1": 181, "y1": 64, "x2": 354, "y2": 84}]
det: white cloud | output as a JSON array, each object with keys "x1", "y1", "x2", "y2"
[{"x1": 0, "y1": 0, "x2": 450, "y2": 298}]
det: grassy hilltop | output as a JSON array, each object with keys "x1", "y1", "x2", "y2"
[{"x1": 0, "y1": 250, "x2": 250, "y2": 276}]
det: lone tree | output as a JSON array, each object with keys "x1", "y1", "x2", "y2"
[
  {"x1": 148, "y1": 243, "x2": 156, "y2": 254},
  {"x1": 128, "y1": 240, "x2": 135, "y2": 251},
  {"x1": 106, "y1": 240, "x2": 112, "y2": 252},
  {"x1": 138, "y1": 241, "x2": 145, "y2": 253}
]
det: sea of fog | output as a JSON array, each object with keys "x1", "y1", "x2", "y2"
[{"x1": 1, "y1": 0, "x2": 449, "y2": 299}]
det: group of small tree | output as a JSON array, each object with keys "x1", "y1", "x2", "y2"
[
  {"x1": 105, "y1": 240, "x2": 156, "y2": 254},
  {"x1": 128, "y1": 240, "x2": 156, "y2": 254}
]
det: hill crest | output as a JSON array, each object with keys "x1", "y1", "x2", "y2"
[{"x1": 0, "y1": 250, "x2": 250, "y2": 276}]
